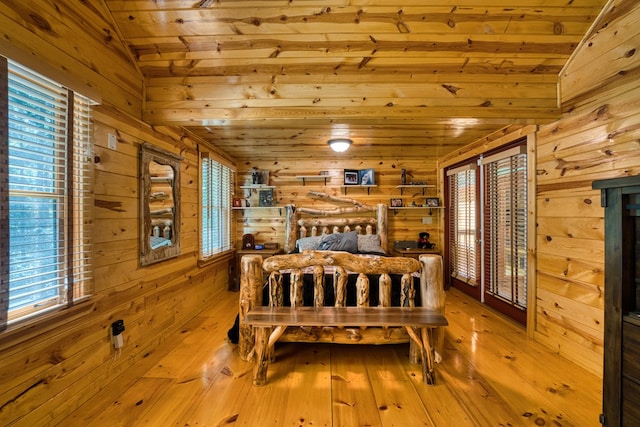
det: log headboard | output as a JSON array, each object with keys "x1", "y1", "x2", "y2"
[{"x1": 283, "y1": 197, "x2": 388, "y2": 254}]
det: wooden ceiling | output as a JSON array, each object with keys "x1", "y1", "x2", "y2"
[{"x1": 104, "y1": 0, "x2": 609, "y2": 160}]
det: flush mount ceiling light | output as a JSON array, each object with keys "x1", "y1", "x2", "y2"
[{"x1": 328, "y1": 138, "x2": 352, "y2": 153}]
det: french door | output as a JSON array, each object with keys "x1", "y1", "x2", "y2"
[{"x1": 446, "y1": 141, "x2": 528, "y2": 325}]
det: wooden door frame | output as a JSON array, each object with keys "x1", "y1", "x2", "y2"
[{"x1": 439, "y1": 128, "x2": 537, "y2": 336}]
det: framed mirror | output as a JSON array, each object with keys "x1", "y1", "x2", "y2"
[{"x1": 139, "y1": 143, "x2": 182, "y2": 266}]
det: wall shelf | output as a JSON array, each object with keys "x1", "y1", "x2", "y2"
[
  {"x1": 240, "y1": 185, "x2": 276, "y2": 189},
  {"x1": 296, "y1": 175, "x2": 330, "y2": 185},
  {"x1": 233, "y1": 206, "x2": 283, "y2": 215},
  {"x1": 239, "y1": 184, "x2": 276, "y2": 198},
  {"x1": 341, "y1": 185, "x2": 377, "y2": 195},
  {"x1": 389, "y1": 206, "x2": 445, "y2": 215},
  {"x1": 395, "y1": 184, "x2": 435, "y2": 196}
]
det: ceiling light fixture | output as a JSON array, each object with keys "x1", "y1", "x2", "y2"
[{"x1": 328, "y1": 138, "x2": 352, "y2": 153}]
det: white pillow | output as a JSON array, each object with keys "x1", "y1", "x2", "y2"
[
  {"x1": 357, "y1": 234, "x2": 385, "y2": 254},
  {"x1": 296, "y1": 235, "x2": 323, "y2": 251}
]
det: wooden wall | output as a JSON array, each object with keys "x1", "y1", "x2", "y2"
[
  {"x1": 533, "y1": 0, "x2": 640, "y2": 375},
  {"x1": 234, "y1": 159, "x2": 442, "y2": 252},
  {"x1": 0, "y1": 3, "x2": 231, "y2": 426}
]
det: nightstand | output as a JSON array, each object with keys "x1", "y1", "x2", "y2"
[{"x1": 393, "y1": 248, "x2": 441, "y2": 259}]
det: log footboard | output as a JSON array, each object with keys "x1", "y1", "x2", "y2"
[{"x1": 238, "y1": 251, "x2": 447, "y2": 385}]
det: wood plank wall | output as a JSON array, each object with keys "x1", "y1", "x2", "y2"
[
  {"x1": 234, "y1": 159, "x2": 442, "y2": 253},
  {"x1": 533, "y1": 0, "x2": 640, "y2": 375},
  {"x1": 0, "y1": 3, "x2": 232, "y2": 426}
]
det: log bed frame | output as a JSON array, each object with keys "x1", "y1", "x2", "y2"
[{"x1": 238, "y1": 195, "x2": 447, "y2": 385}]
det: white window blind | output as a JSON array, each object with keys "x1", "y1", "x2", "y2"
[
  {"x1": 1, "y1": 59, "x2": 93, "y2": 329},
  {"x1": 201, "y1": 155, "x2": 233, "y2": 258},
  {"x1": 447, "y1": 164, "x2": 477, "y2": 286},
  {"x1": 484, "y1": 148, "x2": 527, "y2": 309}
]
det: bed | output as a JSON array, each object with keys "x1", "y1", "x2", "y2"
[{"x1": 237, "y1": 193, "x2": 447, "y2": 384}]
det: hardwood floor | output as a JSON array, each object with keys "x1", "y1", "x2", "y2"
[{"x1": 62, "y1": 287, "x2": 602, "y2": 426}]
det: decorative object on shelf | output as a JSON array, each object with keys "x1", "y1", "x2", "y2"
[
  {"x1": 328, "y1": 138, "x2": 352, "y2": 152},
  {"x1": 259, "y1": 188, "x2": 274, "y2": 207},
  {"x1": 344, "y1": 169, "x2": 359, "y2": 185},
  {"x1": 319, "y1": 170, "x2": 329, "y2": 175},
  {"x1": 242, "y1": 234, "x2": 255, "y2": 249},
  {"x1": 401, "y1": 169, "x2": 407, "y2": 185},
  {"x1": 426, "y1": 197, "x2": 440, "y2": 207},
  {"x1": 359, "y1": 169, "x2": 375, "y2": 185},
  {"x1": 395, "y1": 240, "x2": 418, "y2": 250},
  {"x1": 390, "y1": 198, "x2": 403, "y2": 207},
  {"x1": 418, "y1": 232, "x2": 436, "y2": 249},
  {"x1": 263, "y1": 242, "x2": 280, "y2": 250},
  {"x1": 233, "y1": 198, "x2": 243, "y2": 207},
  {"x1": 251, "y1": 168, "x2": 269, "y2": 185}
]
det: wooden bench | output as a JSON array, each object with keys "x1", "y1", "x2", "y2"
[{"x1": 245, "y1": 305, "x2": 448, "y2": 386}]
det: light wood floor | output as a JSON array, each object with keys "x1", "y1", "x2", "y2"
[{"x1": 63, "y1": 287, "x2": 602, "y2": 426}]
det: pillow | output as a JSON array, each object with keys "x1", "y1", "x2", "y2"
[
  {"x1": 318, "y1": 231, "x2": 359, "y2": 253},
  {"x1": 358, "y1": 233, "x2": 385, "y2": 254},
  {"x1": 296, "y1": 235, "x2": 323, "y2": 251}
]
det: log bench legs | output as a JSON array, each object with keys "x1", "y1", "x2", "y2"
[
  {"x1": 252, "y1": 324, "x2": 441, "y2": 386},
  {"x1": 253, "y1": 326, "x2": 269, "y2": 386}
]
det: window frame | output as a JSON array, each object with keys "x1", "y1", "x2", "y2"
[
  {"x1": 0, "y1": 57, "x2": 94, "y2": 331},
  {"x1": 200, "y1": 151, "x2": 235, "y2": 260}
]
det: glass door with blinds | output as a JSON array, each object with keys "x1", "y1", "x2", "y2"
[
  {"x1": 446, "y1": 162, "x2": 481, "y2": 299},
  {"x1": 445, "y1": 140, "x2": 528, "y2": 325},
  {"x1": 482, "y1": 145, "x2": 528, "y2": 324}
]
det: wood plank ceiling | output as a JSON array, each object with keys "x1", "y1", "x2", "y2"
[{"x1": 104, "y1": 0, "x2": 609, "y2": 160}]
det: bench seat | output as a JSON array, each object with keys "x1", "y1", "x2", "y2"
[{"x1": 245, "y1": 306, "x2": 448, "y2": 386}]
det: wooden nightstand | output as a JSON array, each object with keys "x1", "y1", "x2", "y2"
[{"x1": 393, "y1": 248, "x2": 441, "y2": 259}]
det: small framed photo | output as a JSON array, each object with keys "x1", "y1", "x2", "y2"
[
  {"x1": 359, "y1": 168, "x2": 375, "y2": 185},
  {"x1": 259, "y1": 189, "x2": 274, "y2": 207},
  {"x1": 233, "y1": 198, "x2": 243, "y2": 207},
  {"x1": 426, "y1": 197, "x2": 440, "y2": 207},
  {"x1": 390, "y1": 198, "x2": 403, "y2": 208},
  {"x1": 344, "y1": 169, "x2": 359, "y2": 185},
  {"x1": 250, "y1": 169, "x2": 269, "y2": 185}
]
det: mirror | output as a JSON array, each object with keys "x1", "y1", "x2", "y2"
[{"x1": 139, "y1": 143, "x2": 182, "y2": 266}]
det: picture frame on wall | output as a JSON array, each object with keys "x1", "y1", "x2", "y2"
[
  {"x1": 344, "y1": 169, "x2": 359, "y2": 185},
  {"x1": 359, "y1": 169, "x2": 375, "y2": 185},
  {"x1": 390, "y1": 198, "x2": 403, "y2": 207},
  {"x1": 426, "y1": 197, "x2": 440, "y2": 207}
]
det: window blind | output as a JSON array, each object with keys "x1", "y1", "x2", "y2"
[
  {"x1": 201, "y1": 155, "x2": 234, "y2": 258},
  {"x1": 1, "y1": 59, "x2": 93, "y2": 327},
  {"x1": 447, "y1": 164, "x2": 478, "y2": 286},
  {"x1": 483, "y1": 149, "x2": 527, "y2": 309}
]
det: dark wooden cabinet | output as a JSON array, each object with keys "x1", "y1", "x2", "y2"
[{"x1": 593, "y1": 175, "x2": 640, "y2": 426}]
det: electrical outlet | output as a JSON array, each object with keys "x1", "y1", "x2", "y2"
[
  {"x1": 111, "y1": 319, "x2": 125, "y2": 349},
  {"x1": 108, "y1": 133, "x2": 117, "y2": 150}
]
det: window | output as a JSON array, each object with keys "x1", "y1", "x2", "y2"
[
  {"x1": 201, "y1": 154, "x2": 233, "y2": 258},
  {"x1": 0, "y1": 58, "x2": 94, "y2": 330}
]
